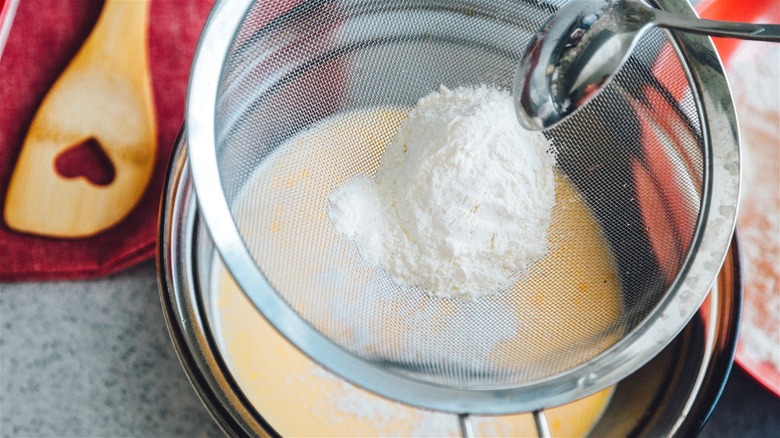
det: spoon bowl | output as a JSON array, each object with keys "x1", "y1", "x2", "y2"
[{"x1": 513, "y1": 0, "x2": 780, "y2": 131}]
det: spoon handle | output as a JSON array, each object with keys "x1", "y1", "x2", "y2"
[{"x1": 653, "y1": 10, "x2": 780, "y2": 42}]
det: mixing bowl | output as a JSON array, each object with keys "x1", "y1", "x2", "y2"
[{"x1": 158, "y1": 131, "x2": 740, "y2": 436}]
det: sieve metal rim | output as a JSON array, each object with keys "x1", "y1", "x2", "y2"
[{"x1": 185, "y1": 0, "x2": 740, "y2": 415}]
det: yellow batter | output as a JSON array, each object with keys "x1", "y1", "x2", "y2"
[{"x1": 212, "y1": 108, "x2": 623, "y2": 436}]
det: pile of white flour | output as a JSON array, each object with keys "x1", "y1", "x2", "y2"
[{"x1": 328, "y1": 85, "x2": 556, "y2": 299}]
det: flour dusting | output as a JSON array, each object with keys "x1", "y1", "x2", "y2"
[
  {"x1": 729, "y1": 44, "x2": 780, "y2": 375},
  {"x1": 328, "y1": 85, "x2": 556, "y2": 299}
]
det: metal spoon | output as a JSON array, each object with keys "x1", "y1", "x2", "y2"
[{"x1": 513, "y1": 0, "x2": 780, "y2": 131}]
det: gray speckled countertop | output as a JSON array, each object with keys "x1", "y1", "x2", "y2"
[
  {"x1": 0, "y1": 261, "x2": 221, "y2": 437},
  {"x1": 1, "y1": 260, "x2": 778, "y2": 437}
]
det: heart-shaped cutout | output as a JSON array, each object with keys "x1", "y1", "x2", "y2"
[{"x1": 55, "y1": 137, "x2": 116, "y2": 186}]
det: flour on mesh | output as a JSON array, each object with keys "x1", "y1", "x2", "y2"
[{"x1": 329, "y1": 85, "x2": 556, "y2": 299}]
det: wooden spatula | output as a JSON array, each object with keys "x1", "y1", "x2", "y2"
[{"x1": 4, "y1": 0, "x2": 156, "y2": 238}]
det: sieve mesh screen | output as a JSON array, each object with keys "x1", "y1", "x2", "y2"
[{"x1": 211, "y1": 0, "x2": 703, "y2": 390}]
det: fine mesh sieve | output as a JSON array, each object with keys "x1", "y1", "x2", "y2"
[{"x1": 186, "y1": 0, "x2": 739, "y2": 419}]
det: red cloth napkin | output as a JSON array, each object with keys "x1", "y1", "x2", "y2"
[{"x1": 0, "y1": 0, "x2": 214, "y2": 281}]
